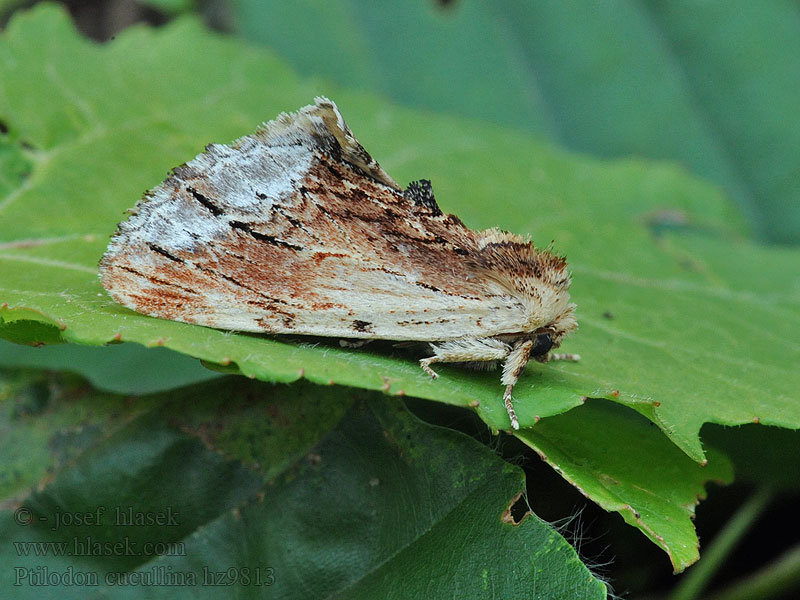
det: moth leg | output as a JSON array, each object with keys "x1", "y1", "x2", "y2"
[
  {"x1": 339, "y1": 339, "x2": 372, "y2": 349},
  {"x1": 420, "y1": 338, "x2": 511, "y2": 380},
  {"x1": 544, "y1": 352, "x2": 581, "y2": 362},
  {"x1": 501, "y1": 340, "x2": 536, "y2": 431}
]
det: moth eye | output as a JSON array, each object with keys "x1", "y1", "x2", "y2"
[{"x1": 531, "y1": 333, "x2": 553, "y2": 356}]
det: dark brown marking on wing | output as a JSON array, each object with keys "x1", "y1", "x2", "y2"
[
  {"x1": 187, "y1": 186, "x2": 224, "y2": 216},
  {"x1": 314, "y1": 202, "x2": 357, "y2": 241},
  {"x1": 192, "y1": 263, "x2": 251, "y2": 292},
  {"x1": 413, "y1": 281, "x2": 442, "y2": 293},
  {"x1": 117, "y1": 265, "x2": 195, "y2": 295},
  {"x1": 271, "y1": 204, "x2": 324, "y2": 245},
  {"x1": 272, "y1": 205, "x2": 303, "y2": 228},
  {"x1": 229, "y1": 220, "x2": 304, "y2": 251},
  {"x1": 147, "y1": 243, "x2": 184, "y2": 263},
  {"x1": 322, "y1": 160, "x2": 343, "y2": 181},
  {"x1": 257, "y1": 313, "x2": 296, "y2": 329},
  {"x1": 352, "y1": 319, "x2": 373, "y2": 333}
]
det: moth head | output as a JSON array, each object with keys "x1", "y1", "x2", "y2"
[
  {"x1": 529, "y1": 302, "x2": 577, "y2": 361},
  {"x1": 516, "y1": 257, "x2": 577, "y2": 351},
  {"x1": 531, "y1": 331, "x2": 555, "y2": 356}
]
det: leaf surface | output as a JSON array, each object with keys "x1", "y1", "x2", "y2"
[{"x1": 0, "y1": 374, "x2": 608, "y2": 598}]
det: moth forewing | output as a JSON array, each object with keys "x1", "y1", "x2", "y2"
[{"x1": 100, "y1": 96, "x2": 578, "y2": 430}]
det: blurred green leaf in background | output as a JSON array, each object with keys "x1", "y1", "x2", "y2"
[{"x1": 233, "y1": 0, "x2": 800, "y2": 245}]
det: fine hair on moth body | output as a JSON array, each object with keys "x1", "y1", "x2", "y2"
[{"x1": 100, "y1": 97, "x2": 579, "y2": 430}]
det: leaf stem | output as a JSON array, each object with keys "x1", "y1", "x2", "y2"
[
  {"x1": 702, "y1": 542, "x2": 800, "y2": 600},
  {"x1": 669, "y1": 486, "x2": 772, "y2": 600}
]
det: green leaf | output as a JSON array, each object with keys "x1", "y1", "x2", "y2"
[
  {"x1": 232, "y1": 0, "x2": 800, "y2": 244},
  {"x1": 0, "y1": 134, "x2": 31, "y2": 196},
  {"x1": 0, "y1": 337, "x2": 223, "y2": 394},
  {"x1": 0, "y1": 319, "x2": 64, "y2": 346},
  {"x1": 0, "y1": 368, "x2": 170, "y2": 502},
  {"x1": 0, "y1": 375, "x2": 608, "y2": 598},
  {"x1": 518, "y1": 399, "x2": 732, "y2": 573},
  {"x1": 0, "y1": 4, "x2": 797, "y2": 567}
]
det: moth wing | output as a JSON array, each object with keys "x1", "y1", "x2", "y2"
[{"x1": 100, "y1": 98, "x2": 533, "y2": 340}]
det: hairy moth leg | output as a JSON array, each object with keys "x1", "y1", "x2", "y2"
[
  {"x1": 420, "y1": 338, "x2": 511, "y2": 379},
  {"x1": 501, "y1": 348, "x2": 581, "y2": 430},
  {"x1": 501, "y1": 340, "x2": 536, "y2": 430}
]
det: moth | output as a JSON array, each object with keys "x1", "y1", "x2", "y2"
[{"x1": 100, "y1": 97, "x2": 578, "y2": 429}]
